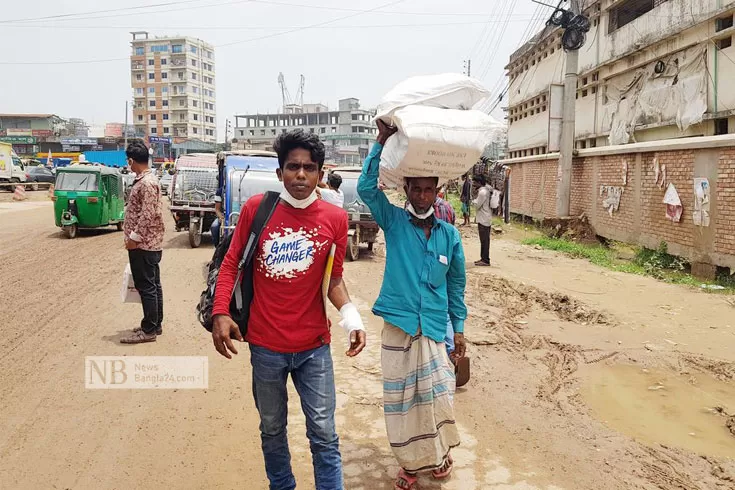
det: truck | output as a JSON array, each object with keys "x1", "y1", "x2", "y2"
[
  {"x1": 0, "y1": 142, "x2": 28, "y2": 187},
  {"x1": 80, "y1": 150, "x2": 128, "y2": 168}
]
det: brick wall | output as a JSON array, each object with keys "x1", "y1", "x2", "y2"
[
  {"x1": 507, "y1": 143, "x2": 735, "y2": 269},
  {"x1": 716, "y1": 149, "x2": 735, "y2": 256}
]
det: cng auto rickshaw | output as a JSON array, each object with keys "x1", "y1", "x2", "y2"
[{"x1": 53, "y1": 165, "x2": 125, "y2": 238}]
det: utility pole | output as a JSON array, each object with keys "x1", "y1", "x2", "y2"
[
  {"x1": 556, "y1": 0, "x2": 581, "y2": 217},
  {"x1": 124, "y1": 100, "x2": 128, "y2": 149}
]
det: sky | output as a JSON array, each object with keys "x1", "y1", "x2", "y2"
[{"x1": 0, "y1": 0, "x2": 548, "y2": 141}]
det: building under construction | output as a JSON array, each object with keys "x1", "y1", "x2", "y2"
[{"x1": 233, "y1": 74, "x2": 376, "y2": 164}]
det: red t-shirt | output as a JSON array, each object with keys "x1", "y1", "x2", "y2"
[{"x1": 213, "y1": 194, "x2": 348, "y2": 353}]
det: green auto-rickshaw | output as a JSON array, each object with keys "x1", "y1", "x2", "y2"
[{"x1": 53, "y1": 165, "x2": 125, "y2": 238}]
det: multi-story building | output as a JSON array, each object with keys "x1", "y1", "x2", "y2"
[
  {"x1": 505, "y1": 0, "x2": 735, "y2": 159},
  {"x1": 233, "y1": 98, "x2": 376, "y2": 165},
  {"x1": 130, "y1": 32, "x2": 217, "y2": 144}
]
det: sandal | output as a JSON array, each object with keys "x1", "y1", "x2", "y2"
[
  {"x1": 432, "y1": 454, "x2": 453, "y2": 479},
  {"x1": 395, "y1": 468, "x2": 418, "y2": 489}
]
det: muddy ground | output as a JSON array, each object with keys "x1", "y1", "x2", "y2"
[{"x1": 1, "y1": 192, "x2": 734, "y2": 489}]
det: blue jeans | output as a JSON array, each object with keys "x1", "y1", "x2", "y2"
[
  {"x1": 250, "y1": 344, "x2": 342, "y2": 490},
  {"x1": 445, "y1": 314, "x2": 454, "y2": 359},
  {"x1": 210, "y1": 218, "x2": 221, "y2": 248}
]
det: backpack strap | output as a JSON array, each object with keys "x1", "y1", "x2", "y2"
[{"x1": 232, "y1": 191, "x2": 280, "y2": 309}]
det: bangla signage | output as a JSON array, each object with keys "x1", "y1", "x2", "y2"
[
  {"x1": 148, "y1": 136, "x2": 171, "y2": 144},
  {"x1": 5, "y1": 128, "x2": 32, "y2": 136},
  {"x1": 60, "y1": 137, "x2": 97, "y2": 146},
  {"x1": 32, "y1": 129, "x2": 53, "y2": 137},
  {"x1": 0, "y1": 136, "x2": 36, "y2": 144}
]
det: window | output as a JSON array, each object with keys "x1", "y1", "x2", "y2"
[
  {"x1": 320, "y1": 127, "x2": 326, "y2": 134},
  {"x1": 135, "y1": 87, "x2": 143, "y2": 95},
  {"x1": 161, "y1": 59, "x2": 167, "y2": 65},
  {"x1": 148, "y1": 73, "x2": 155, "y2": 80},
  {"x1": 249, "y1": 130, "x2": 254, "y2": 136},
  {"x1": 193, "y1": 114, "x2": 198, "y2": 121},
  {"x1": 191, "y1": 73, "x2": 197, "y2": 80},
  {"x1": 135, "y1": 74, "x2": 142, "y2": 81},
  {"x1": 150, "y1": 114, "x2": 157, "y2": 121},
  {"x1": 191, "y1": 59, "x2": 197, "y2": 67},
  {"x1": 193, "y1": 86, "x2": 199, "y2": 94},
  {"x1": 137, "y1": 115, "x2": 143, "y2": 122},
  {"x1": 135, "y1": 47, "x2": 144, "y2": 55},
  {"x1": 716, "y1": 15, "x2": 734, "y2": 32},
  {"x1": 149, "y1": 100, "x2": 156, "y2": 107},
  {"x1": 271, "y1": 129, "x2": 276, "y2": 136},
  {"x1": 260, "y1": 130, "x2": 266, "y2": 136},
  {"x1": 193, "y1": 127, "x2": 198, "y2": 134},
  {"x1": 191, "y1": 46, "x2": 198, "y2": 54},
  {"x1": 148, "y1": 59, "x2": 155, "y2": 66},
  {"x1": 163, "y1": 114, "x2": 169, "y2": 120},
  {"x1": 162, "y1": 86, "x2": 168, "y2": 93},
  {"x1": 608, "y1": 0, "x2": 668, "y2": 33},
  {"x1": 163, "y1": 127, "x2": 170, "y2": 134},
  {"x1": 148, "y1": 87, "x2": 155, "y2": 94},
  {"x1": 162, "y1": 100, "x2": 169, "y2": 107},
  {"x1": 715, "y1": 118, "x2": 729, "y2": 135},
  {"x1": 332, "y1": 127, "x2": 337, "y2": 133},
  {"x1": 193, "y1": 100, "x2": 198, "y2": 107},
  {"x1": 172, "y1": 44, "x2": 183, "y2": 53},
  {"x1": 179, "y1": 100, "x2": 185, "y2": 107},
  {"x1": 718, "y1": 36, "x2": 732, "y2": 49},
  {"x1": 150, "y1": 45, "x2": 169, "y2": 53},
  {"x1": 151, "y1": 128, "x2": 157, "y2": 134},
  {"x1": 162, "y1": 72, "x2": 168, "y2": 79}
]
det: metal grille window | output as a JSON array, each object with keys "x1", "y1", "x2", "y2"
[{"x1": 609, "y1": 0, "x2": 670, "y2": 33}]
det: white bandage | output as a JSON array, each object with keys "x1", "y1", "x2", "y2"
[{"x1": 339, "y1": 303, "x2": 365, "y2": 339}]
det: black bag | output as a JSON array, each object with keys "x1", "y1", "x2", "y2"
[{"x1": 196, "y1": 191, "x2": 280, "y2": 337}]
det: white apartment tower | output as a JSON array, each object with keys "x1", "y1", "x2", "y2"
[{"x1": 130, "y1": 32, "x2": 217, "y2": 143}]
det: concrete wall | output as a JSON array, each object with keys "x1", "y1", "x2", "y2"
[
  {"x1": 505, "y1": 135, "x2": 735, "y2": 269},
  {"x1": 506, "y1": 0, "x2": 735, "y2": 155}
]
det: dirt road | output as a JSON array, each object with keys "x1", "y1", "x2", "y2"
[{"x1": 1, "y1": 195, "x2": 734, "y2": 489}]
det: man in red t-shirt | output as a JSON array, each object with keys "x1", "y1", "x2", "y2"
[{"x1": 212, "y1": 130, "x2": 366, "y2": 490}]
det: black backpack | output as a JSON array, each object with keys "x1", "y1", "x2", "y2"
[{"x1": 196, "y1": 191, "x2": 280, "y2": 338}]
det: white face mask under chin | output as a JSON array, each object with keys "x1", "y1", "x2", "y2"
[
  {"x1": 279, "y1": 186, "x2": 318, "y2": 209},
  {"x1": 406, "y1": 202, "x2": 434, "y2": 220}
]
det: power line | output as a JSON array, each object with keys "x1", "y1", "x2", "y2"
[
  {"x1": 0, "y1": 0, "x2": 407, "y2": 64},
  {"x1": 0, "y1": 0, "x2": 207, "y2": 24},
  {"x1": 1, "y1": 19, "x2": 536, "y2": 31}
]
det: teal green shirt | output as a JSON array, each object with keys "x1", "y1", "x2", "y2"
[{"x1": 357, "y1": 143, "x2": 467, "y2": 342}]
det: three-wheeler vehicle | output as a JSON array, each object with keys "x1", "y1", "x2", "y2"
[{"x1": 53, "y1": 164, "x2": 125, "y2": 238}]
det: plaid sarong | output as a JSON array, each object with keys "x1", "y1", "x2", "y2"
[{"x1": 381, "y1": 322, "x2": 460, "y2": 473}]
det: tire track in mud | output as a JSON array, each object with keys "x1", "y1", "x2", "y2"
[{"x1": 464, "y1": 271, "x2": 735, "y2": 490}]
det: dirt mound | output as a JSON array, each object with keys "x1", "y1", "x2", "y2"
[{"x1": 541, "y1": 213, "x2": 600, "y2": 244}]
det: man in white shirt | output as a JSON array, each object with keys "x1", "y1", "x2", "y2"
[
  {"x1": 319, "y1": 173, "x2": 345, "y2": 208},
  {"x1": 473, "y1": 174, "x2": 493, "y2": 266}
]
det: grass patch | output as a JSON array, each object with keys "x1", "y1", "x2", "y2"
[{"x1": 522, "y1": 236, "x2": 735, "y2": 292}]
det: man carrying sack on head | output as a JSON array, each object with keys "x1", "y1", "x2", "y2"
[{"x1": 358, "y1": 121, "x2": 467, "y2": 490}]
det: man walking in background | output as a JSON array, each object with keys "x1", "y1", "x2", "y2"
[
  {"x1": 473, "y1": 174, "x2": 492, "y2": 267},
  {"x1": 460, "y1": 173, "x2": 472, "y2": 226},
  {"x1": 318, "y1": 172, "x2": 345, "y2": 208},
  {"x1": 121, "y1": 139, "x2": 165, "y2": 344}
]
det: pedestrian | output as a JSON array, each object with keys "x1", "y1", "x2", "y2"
[
  {"x1": 318, "y1": 172, "x2": 345, "y2": 208},
  {"x1": 358, "y1": 121, "x2": 467, "y2": 490},
  {"x1": 460, "y1": 173, "x2": 472, "y2": 226},
  {"x1": 121, "y1": 139, "x2": 165, "y2": 344},
  {"x1": 473, "y1": 174, "x2": 493, "y2": 267},
  {"x1": 433, "y1": 194, "x2": 455, "y2": 225},
  {"x1": 212, "y1": 129, "x2": 367, "y2": 490}
]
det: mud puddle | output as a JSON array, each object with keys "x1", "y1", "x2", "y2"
[{"x1": 581, "y1": 363, "x2": 735, "y2": 459}]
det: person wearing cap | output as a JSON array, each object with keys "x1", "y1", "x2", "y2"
[{"x1": 358, "y1": 120, "x2": 467, "y2": 489}]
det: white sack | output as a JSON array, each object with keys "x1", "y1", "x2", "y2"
[
  {"x1": 120, "y1": 263, "x2": 141, "y2": 304},
  {"x1": 375, "y1": 73, "x2": 490, "y2": 121},
  {"x1": 379, "y1": 105, "x2": 497, "y2": 188}
]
